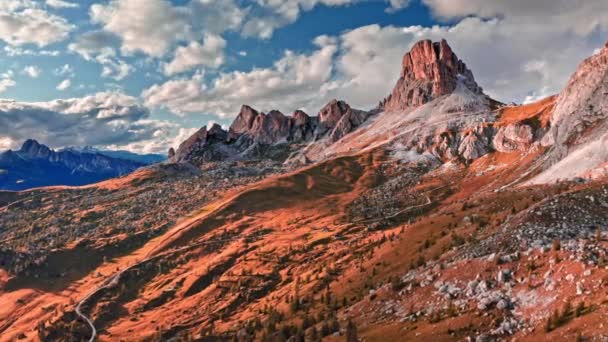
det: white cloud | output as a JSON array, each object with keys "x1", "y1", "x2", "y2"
[
  {"x1": 143, "y1": 35, "x2": 338, "y2": 118},
  {"x1": 68, "y1": 30, "x2": 132, "y2": 80},
  {"x1": 164, "y1": 34, "x2": 226, "y2": 76},
  {"x1": 386, "y1": 0, "x2": 411, "y2": 13},
  {"x1": 88, "y1": 0, "x2": 245, "y2": 60},
  {"x1": 0, "y1": 136, "x2": 15, "y2": 150},
  {"x1": 0, "y1": 3, "x2": 74, "y2": 46},
  {"x1": 90, "y1": 0, "x2": 191, "y2": 57},
  {"x1": 56, "y1": 79, "x2": 71, "y2": 91},
  {"x1": 54, "y1": 64, "x2": 74, "y2": 77},
  {"x1": 22, "y1": 65, "x2": 41, "y2": 78},
  {"x1": 46, "y1": 0, "x2": 78, "y2": 9},
  {"x1": 3, "y1": 45, "x2": 59, "y2": 56},
  {"x1": 242, "y1": 0, "x2": 356, "y2": 39},
  {"x1": 0, "y1": 92, "x2": 176, "y2": 153},
  {"x1": 423, "y1": 0, "x2": 608, "y2": 36},
  {"x1": 0, "y1": 71, "x2": 15, "y2": 94}
]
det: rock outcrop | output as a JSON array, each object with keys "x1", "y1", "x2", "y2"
[
  {"x1": 542, "y1": 42, "x2": 608, "y2": 154},
  {"x1": 528, "y1": 42, "x2": 608, "y2": 183},
  {"x1": 172, "y1": 100, "x2": 368, "y2": 166},
  {"x1": 316, "y1": 100, "x2": 370, "y2": 142},
  {"x1": 172, "y1": 124, "x2": 230, "y2": 164},
  {"x1": 381, "y1": 39, "x2": 484, "y2": 111},
  {"x1": 492, "y1": 124, "x2": 535, "y2": 153},
  {"x1": 229, "y1": 106, "x2": 316, "y2": 146}
]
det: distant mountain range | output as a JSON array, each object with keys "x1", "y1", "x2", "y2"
[{"x1": 0, "y1": 140, "x2": 161, "y2": 190}]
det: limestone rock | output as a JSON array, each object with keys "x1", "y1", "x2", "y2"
[
  {"x1": 382, "y1": 39, "x2": 483, "y2": 111},
  {"x1": 493, "y1": 124, "x2": 535, "y2": 153}
]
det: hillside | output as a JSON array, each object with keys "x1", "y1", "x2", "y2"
[{"x1": 1, "y1": 39, "x2": 608, "y2": 342}]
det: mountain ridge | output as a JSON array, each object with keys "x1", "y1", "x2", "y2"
[{"x1": 0, "y1": 139, "x2": 147, "y2": 190}]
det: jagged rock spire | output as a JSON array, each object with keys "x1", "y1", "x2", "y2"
[{"x1": 381, "y1": 39, "x2": 483, "y2": 111}]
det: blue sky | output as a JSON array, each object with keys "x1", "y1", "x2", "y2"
[{"x1": 0, "y1": 0, "x2": 606, "y2": 153}]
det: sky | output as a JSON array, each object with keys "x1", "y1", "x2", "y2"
[{"x1": 0, "y1": 0, "x2": 607, "y2": 154}]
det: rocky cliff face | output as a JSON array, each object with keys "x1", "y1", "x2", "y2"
[
  {"x1": 529, "y1": 42, "x2": 608, "y2": 183},
  {"x1": 543, "y1": 42, "x2": 608, "y2": 154},
  {"x1": 381, "y1": 39, "x2": 484, "y2": 111}
]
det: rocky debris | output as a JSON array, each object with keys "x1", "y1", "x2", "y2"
[
  {"x1": 346, "y1": 163, "x2": 433, "y2": 222},
  {"x1": 466, "y1": 279, "x2": 489, "y2": 297},
  {"x1": 490, "y1": 317, "x2": 520, "y2": 335},
  {"x1": 381, "y1": 39, "x2": 484, "y2": 111},
  {"x1": 497, "y1": 269, "x2": 512, "y2": 283},
  {"x1": 167, "y1": 147, "x2": 175, "y2": 159},
  {"x1": 476, "y1": 291, "x2": 513, "y2": 311},
  {"x1": 508, "y1": 186, "x2": 608, "y2": 249},
  {"x1": 434, "y1": 281, "x2": 462, "y2": 299}
]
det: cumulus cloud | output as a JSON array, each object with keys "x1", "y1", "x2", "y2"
[
  {"x1": 386, "y1": 0, "x2": 411, "y2": 13},
  {"x1": 143, "y1": 36, "x2": 338, "y2": 118},
  {"x1": 86, "y1": 0, "x2": 245, "y2": 63},
  {"x1": 0, "y1": 92, "x2": 177, "y2": 153},
  {"x1": 90, "y1": 0, "x2": 191, "y2": 57},
  {"x1": 56, "y1": 79, "x2": 71, "y2": 91},
  {"x1": 22, "y1": 65, "x2": 41, "y2": 78},
  {"x1": 164, "y1": 34, "x2": 226, "y2": 76},
  {"x1": 0, "y1": 2, "x2": 73, "y2": 46},
  {"x1": 423, "y1": 0, "x2": 608, "y2": 35},
  {"x1": 68, "y1": 30, "x2": 132, "y2": 80},
  {"x1": 242, "y1": 0, "x2": 356, "y2": 39},
  {"x1": 0, "y1": 71, "x2": 16, "y2": 94},
  {"x1": 46, "y1": 0, "x2": 78, "y2": 9}
]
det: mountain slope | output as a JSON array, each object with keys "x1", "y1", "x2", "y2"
[{"x1": 3, "y1": 39, "x2": 608, "y2": 342}]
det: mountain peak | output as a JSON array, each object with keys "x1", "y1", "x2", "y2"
[
  {"x1": 19, "y1": 139, "x2": 52, "y2": 158},
  {"x1": 381, "y1": 39, "x2": 483, "y2": 111}
]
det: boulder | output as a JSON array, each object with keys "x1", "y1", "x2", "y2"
[{"x1": 493, "y1": 124, "x2": 535, "y2": 152}]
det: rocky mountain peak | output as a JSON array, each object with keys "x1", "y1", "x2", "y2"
[
  {"x1": 229, "y1": 105, "x2": 260, "y2": 140},
  {"x1": 318, "y1": 99, "x2": 350, "y2": 129},
  {"x1": 19, "y1": 139, "x2": 52, "y2": 158},
  {"x1": 381, "y1": 39, "x2": 483, "y2": 111}
]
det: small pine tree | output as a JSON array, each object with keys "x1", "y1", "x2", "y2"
[
  {"x1": 346, "y1": 319, "x2": 358, "y2": 342},
  {"x1": 575, "y1": 301, "x2": 585, "y2": 317}
]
